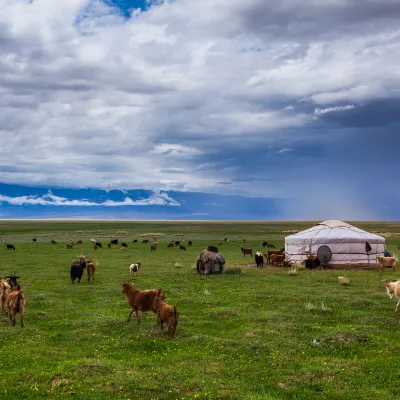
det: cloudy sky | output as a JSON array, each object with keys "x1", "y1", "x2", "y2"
[{"x1": 0, "y1": 0, "x2": 399, "y2": 219}]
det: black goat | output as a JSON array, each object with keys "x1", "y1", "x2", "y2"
[
  {"x1": 133, "y1": 239, "x2": 138, "y2": 243},
  {"x1": 267, "y1": 244, "x2": 275, "y2": 249},
  {"x1": 110, "y1": 239, "x2": 118, "y2": 245},
  {"x1": 33, "y1": 238, "x2": 37, "y2": 242},
  {"x1": 121, "y1": 243, "x2": 128, "y2": 248},
  {"x1": 255, "y1": 252, "x2": 264, "y2": 268},
  {"x1": 70, "y1": 257, "x2": 87, "y2": 283},
  {"x1": 4, "y1": 241, "x2": 15, "y2": 250},
  {"x1": 94, "y1": 242, "x2": 102, "y2": 250},
  {"x1": 262, "y1": 241, "x2": 268, "y2": 248}
]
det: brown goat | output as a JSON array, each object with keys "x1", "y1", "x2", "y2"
[
  {"x1": 167, "y1": 242, "x2": 174, "y2": 248},
  {"x1": 153, "y1": 289, "x2": 179, "y2": 337},
  {"x1": 265, "y1": 248, "x2": 285, "y2": 264},
  {"x1": 66, "y1": 243, "x2": 74, "y2": 249},
  {"x1": 240, "y1": 247, "x2": 253, "y2": 257},
  {"x1": 6, "y1": 287, "x2": 25, "y2": 327},
  {"x1": 121, "y1": 282, "x2": 163, "y2": 324},
  {"x1": 150, "y1": 242, "x2": 158, "y2": 251},
  {"x1": 87, "y1": 260, "x2": 97, "y2": 282},
  {"x1": 0, "y1": 279, "x2": 11, "y2": 314},
  {"x1": 270, "y1": 254, "x2": 285, "y2": 266}
]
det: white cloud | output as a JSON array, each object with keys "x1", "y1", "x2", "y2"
[
  {"x1": 277, "y1": 148, "x2": 293, "y2": 154},
  {"x1": 313, "y1": 105, "x2": 356, "y2": 117}
]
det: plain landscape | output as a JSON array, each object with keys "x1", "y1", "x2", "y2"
[{"x1": 1, "y1": 220, "x2": 400, "y2": 399}]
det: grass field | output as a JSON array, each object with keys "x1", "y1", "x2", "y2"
[{"x1": 1, "y1": 220, "x2": 400, "y2": 400}]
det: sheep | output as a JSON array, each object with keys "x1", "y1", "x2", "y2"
[
  {"x1": 150, "y1": 242, "x2": 158, "y2": 251},
  {"x1": 77, "y1": 240, "x2": 83, "y2": 245},
  {"x1": 265, "y1": 248, "x2": 285, "y2": 264},
  {"x1": 377, "y1": 253, "x2": 397, "y2": 271},
  {"x1": 120, "y1": 246, "x2": 125, "y2": 251},
  {"x1": 255, "y1": 251, "x2": 264, "y2": 268},
  {"x1": 6, "y1": 287, "x2": 25, "y2": 327},
  {"x1": 129, "y1": 262, "x2": 141, "y2": 276},
  {"x1": 240, "y1": 247, "x2": 253, "y2": 257},
  {"x1": 153, "y1": 289, "x2": 179, "y2": 337},
  {"x1": 3, "y1": 241, "x2": 15, "y2": 250},
  {"x1": 385, "y1": 280, "x2": 400, "y2": 312},
  {"x1": 70, "y1": 256, "x2": 87, "y2": 284},
  {"x1": 121, "y1": 282, "x2": 163, "y2": 324},
  {"x1": 167, "y1": 242, "x2": 174, "y2": 248}
]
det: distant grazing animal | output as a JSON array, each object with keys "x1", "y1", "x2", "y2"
[
  {"x1": 267, "y1": 244, "x2": 276, "y2": 249},
  {"x1": 153, "y1": 289, "x2": 179, "y2": 337},
  {"x1": 224, "y1": 237, "x2": 227, "y2": 242},
  {"x1": 6, "y1": 287, "x2": 25, "y2": 327},
  {"x1": 77, "y1": 240, "x2": 83, "y2": 245},
  {"x1": 94, "y1": 242, "x2": 102, "y2": 250},
  {"x1": 240, "y1": 247, "x2": 253, "y2": 257},
  {"x1": 70, "y1": 256, "x2": 87, "y2": 284},
  {"x1": 4, "y1": 241, "x2": 15, "y2": 250},
  {"x1": 385, "y1": 280, "x2": 400, "y2": 312},
  {"x1": 167, "y1": 242, "x2": 174, "y2": 248},
  {"x1": 121, "y1": 243, "x2": 128, "y2": 248},
  {"x1": 303, "y1": 255, "x2": 321, "y2": 269},
  {"x1": 255, "y1": 251, "x2": 264, "y2": 268},
  {"x1": 51, "y1": 240, "x2": 57, "y2": 244},
  {"x1": 120, "y1": 246, "x2": 125, "y2": 251},
  {"x1": 179, "y1": 245, "x2": 186, "y2": 251},
  {"x1": 107, "y1": 243, "x2": 112, "y2": 248},
  {"x1": 243, "y1": 239, "x2": 246, "y2": 243},
  {"x1": 6, "y1": 275, "x2": 20, "y2": 289},
  {"x1": 188, "y1": 241, "x2": 192, "y2": 246},
  {"x1": 174, "y1": 241, "x2": 180, "y2": 246},
  {"x1": 142, "y1": 239, "x2": 149, "y2": 244},
  {"x1": 262, "y1": 241, "x2": 268, "y2": 248},
  {"x1": 32, "y1": 238, "x2": 37, "y2": 242},
  {"x1": 86, "y1": 259, "x2": 97, "y2": 282},
  {"x1": 150, "y1": 242, "x2": 158, "y2": 251},
  {"x1": 121, "y1": 282, "x2": 164, "y2": 324},
  {"x1": 110, "y1": 239, "x2": 119, "y2": 245},
  {"x1": 266, "y1": 248, "x2": 285, "y2": 264},
  {"x1": 129, "y1": 262, "x2": 141, "y2": 276},
  {"x1": 377, "y1": 253, "x2": 397, "y2": 271},
  {"x1": 66, "y1": 243, "x2": 74, "y2": 249},
  {"x1": 270, "y1": 254, "x2": 285, "y2": 266},
  {"x1": 90, "y1": 239, "x2": 96, "y2": 244},
  {"x1": 133, "y1": 239, "x2": 138, "y2": 243}
]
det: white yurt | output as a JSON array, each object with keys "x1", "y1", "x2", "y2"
[{"x1": 285, "y1": 220, "x2": 386, "y2": 268}]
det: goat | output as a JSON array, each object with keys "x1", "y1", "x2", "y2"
[
  {"x1": 265, "y1": 248, "x2": 285, "y2": 264},
  {"x1": 6, "y1": 275, "x2": 20, "y2": 289},
  {"x1": 94, "y1": 242, "x2": 102, "y2": 250},
  {"x1": 33, "y1": 238, "x2": 37, "y2": 242},
  {"x1": 224, "y1": 237, "x2": 227, "y2": 242},
  {"x1": 377, "y1": 253, "x2": 397, "y2": 271},
  {"x1": 77, "y1": 240, "x2": 83, "y2": 245},
  {"x1": 150, "y1": 242, "x2": 158, "y2": 251},
  {"x1": 86, "y1": 260, "x2": 97, "y2": 282},
  {"x1": 51, "y1": 240, "x2": 57, "y2": 244},
  {"x1": 129, "y1": 262, "x2": 141, "y2": 276},
  {"x1": 120, "y1": 246, "x2": 125, "y2": 251},
  {"x1": 240, "y1": 247, "x2": 253, "y2": 257},
  {"x1": 267, "y1": 244, "x2": 276, "y2": 249},
  {"x1": 66, "y1": 243, "x2": 74, "y2": 249},
  {"x1": 153, "y1": 289, "x2": 179, "y2": 337},
  {"x1": 110, "y1": 239, "x2": 118, "y2": 245},
  {"x1": 133, "y1": 239, "x2": 138, "y2": 243},
  {"x1": 142, "y1": 239, "x2": 149, "y2": 244},
  {"x1": 70, "y1": 256, "x2": 87, "y2": 283},
  {"x1": 6, "y1": 287, "x2": 25, "y2": 327},
  {"x1": 262, "y1": 241, "x2": 268, "y2": 248},
  {"x1": 188, "y1": 241, "x2": 192, "y2": 246},
  {"x1": 167, "y1": 242, "x2": 174, "y2": 248},
  {"x1": 255, "y1": 251, "x2": 264, "y2": 268},
  {"x1": 385, "y1": 280, "x2": 400, "y2": 312},
  {"x1": 270, "y1": 254, "x2": 285, "y2": 266},
  {"x1": 179, "y1": 245, "x2": 186, "y2": 251},
  {"x1": 107, "y1": 243, "x2": 112, "y2": 248},
  {"x1": 4, "y1": 241, "x2": 15, "y2": 250},
  {"x1": 121, "y1": 282, "x2": 163, "y2": 324},
  {"x1": 121, "y1": 243, "x2": 128, "y2": 248},
  {"x1": 174, "y1": 241, "x2": 180, "y2": 246},
  {"x1": 0, "y1": 279, "x2": 11, "y2": 314}
]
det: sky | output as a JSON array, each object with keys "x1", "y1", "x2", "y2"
[{"x1": 0, "y1": 0, "x2": 399, "y2": 220}]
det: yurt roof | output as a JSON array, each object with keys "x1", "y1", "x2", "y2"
[
  {"x1": 286, "y1": 220, "x2": 385, "y2": 244},
  {"x1": 198, "y1": 249, "x2": 225, "y2": 263}
]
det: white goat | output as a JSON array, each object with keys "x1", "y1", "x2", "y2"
[{"x1": 129, "y1": 262, "x2": 141, "y2": 276}]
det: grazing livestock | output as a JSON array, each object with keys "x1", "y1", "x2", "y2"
[
  {"x1": 262, "y1": 241, "x2": 268, "y2": 248},
  {"x1": 150, "y1": 242, "x2": 158, "y2": 251},
  {"x1": 6, "y1": 275, "x2": 20, "y2": 289},
  {"x1": 33, "y1": 238, "x2": 37, "y2": 242},
  {"x1": 121, "y1": 282, "x2": 163, "y2": 324},
  {"x1": 107, "y1": 243, "x2": 112, "y2": 248},
  {"x1": 120, "y1": 246, "x2": 125, "y2": 251},
  {"x1": 224, "y1": 237, "x2": 227, "y2": 242},
  {"x1": 174, "y1": 241, "x2": 180, "y2": 246},
  {"x1": 240, "y1": 247, "x2": 253, "y2": 257},
  {"x1": 377, "y1": 253, "x2": 397, "y2": 271},
  {"x1": 129, "y1": 262, "x2": 141, "y2": 276},
  {"x1": 167, "y1": 242, "x2": 174, "y2": 248},
  {"x1": 0, "y1": 279, "x2": 11, "y2": 314},
  {"x1": 385, "y1": 280, "x2": 400, "y2": 312},
  {"x1": 133, "y1": 239, "x2": 138, "y2": 243},
  {"x1": 77, "y1": 240, "x2": 83, "y2": 245},
  {"x1": 70, "y1": 256, "x2": 87, "y2": 284},
  {"x1": 153, "y1": 289, "x2": 179, "y2": 337},
  {"x1": 121, "y1": 243, "x2": 128, "y2": 248},
  {"x1": 303, "y1": 255, "x2": 321, "y2": 269},
  {"x1": 94, "y1": 242, "x2": 102, "y2": 250},
  {"x1": 110, "y1": 239, "x2": 119, "y2": 245},
  {"x1": 255, "y1": 251, "x2": 264, "y2": 268},
  {"x1": 142, "y1": 239, "x2": 149, "y2": 244},
  {"x1": 4, "y1": 241, "x2": 15, "y2": 250},
  {"x1": 90, "y1": 239, "x2": 96, "y2": 244},
  {"x1": 86, "y1": 260, "x2": 97, "y2": 282},
  {"x1": 265, "y1": 248, "x2": 285, "y2": 264},
  {"x1": 188, "y1": 241, "x2": 192, "y2": 246},
  {"x1": 6, "y1": 287, "x2": 25, "y2": 327},
  {"x1": 267, "y1": 244, "x2": 276, "y2": 249},
  {"x1": 270, "y1": 254, "x2": 285, "y2": 266},
  {"x1": 51, "y1": 240, "x2": 57, "y2": 244},
  {"x1": 179, "y1": 245, "x2": 186, "y2": 251},
  {"x1": 66, "y1": 243, "x2": 74, "y2": 249}
]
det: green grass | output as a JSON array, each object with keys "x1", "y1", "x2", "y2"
[{"x1": 0, "y1": 220, "x2": 400, "y2": 399}]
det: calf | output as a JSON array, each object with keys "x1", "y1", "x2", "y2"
[
  {"x1": 6, "y1": 287, "x2": 25, "y2": 327},
  {"x1": 270, "y1": 254, "x2": 285, "y2": 266},
  {"x1": 129, "y1": 262, "x2": 141, "y2": 276},
  {"x1": 255, "y1": 251, "x2": 264, "y2": 268},
  {"x1": 70, "y1": 256, "x2": 87, "y2": 284},
  {"x1": 153, "y1": 289, "x2": 179, "y2": 337},
  {"x1": 121, "y1": 282, "x2": 163, "y2": 324},
  {"x1": 240, "y1": 247, "x2": 253, "y2": 257},
  {"x1": 377, "y1": 254, "x2": 397, "y2": 271}
]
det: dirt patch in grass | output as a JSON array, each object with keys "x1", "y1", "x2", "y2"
[
  {"x1": 215, "y1": 311, "x2": 238, "y2": 318},
  {"x1": 320, "y1": 333, "x2": 368, "y2": 344},
  {"x1": 50, "y1": 378, "x2": 70, "y2": 393}
]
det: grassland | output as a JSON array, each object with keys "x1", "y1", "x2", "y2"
[{"x1": 0, "y1": 220, "x2": 400, "y2": 400}]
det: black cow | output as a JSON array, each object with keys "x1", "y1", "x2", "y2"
[{"x1": 70, "y1": 257, "x2": 87, "y2": 283}]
